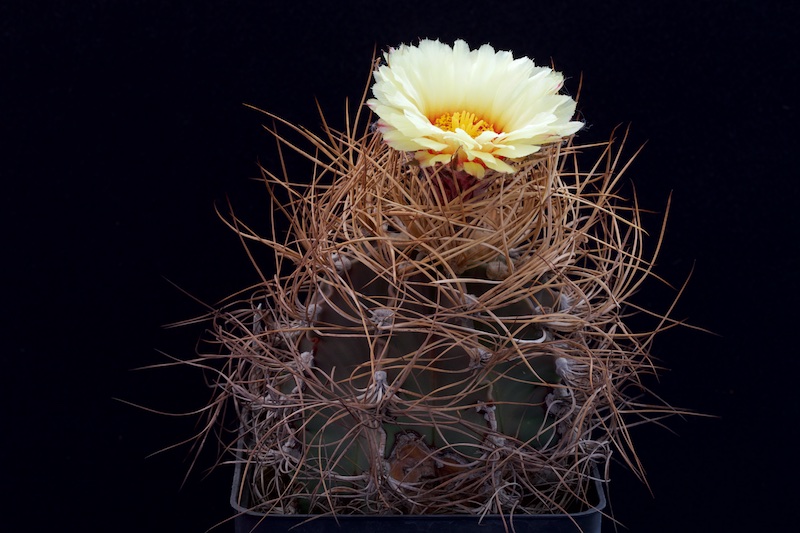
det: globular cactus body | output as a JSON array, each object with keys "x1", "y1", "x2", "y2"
[{"x1": 212, "y1": 128, "x2": 660, "y2": 517}]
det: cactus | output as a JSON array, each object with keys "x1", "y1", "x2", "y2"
[{"x1": 201, "y1": 40, "x2": 677, "y2": 519}]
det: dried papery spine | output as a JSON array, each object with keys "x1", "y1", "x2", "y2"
[{"x1": 197, "y1": 99, "x2": 679, "y2": 519}]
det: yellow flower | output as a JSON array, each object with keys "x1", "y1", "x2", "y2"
[{"x1": 368, "y1": 39, "x2": 584, "y2": 178}]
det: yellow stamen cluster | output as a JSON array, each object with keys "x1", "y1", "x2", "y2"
[{"x1": 434, "y1": 111, "x2": 495, "y2": 137}]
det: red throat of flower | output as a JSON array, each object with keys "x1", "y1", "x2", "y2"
[{"x1": 428, "y1": 166, "x2": 487, "y2": 203}]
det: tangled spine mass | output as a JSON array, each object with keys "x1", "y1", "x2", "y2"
[{"x1": 202, "y1": 112, "x2": 674, "y2": 516}]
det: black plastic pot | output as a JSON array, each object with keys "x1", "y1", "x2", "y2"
[{"x1": 231, "y1": 460, "x2": 606, "y2": 533}]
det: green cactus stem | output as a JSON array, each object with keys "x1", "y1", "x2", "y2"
[{"x1": 201, "y1": 114, "x2": 678, "y2": 517}]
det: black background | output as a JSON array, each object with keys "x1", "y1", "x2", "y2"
[{"x1": 3, "y1": 1, "x2": 797, "y2": 531}]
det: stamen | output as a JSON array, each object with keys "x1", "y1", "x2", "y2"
[{"x1": 434, "y1": 111, "x2": 495, "y2": 137}]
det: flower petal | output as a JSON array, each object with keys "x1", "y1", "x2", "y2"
[{"x1": 369, "y1": 39, "x2": 584, "y2": 178}]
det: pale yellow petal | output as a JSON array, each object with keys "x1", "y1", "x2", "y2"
[{"x1": 369, "y1": 39, "x2": 583, "y2": 178}]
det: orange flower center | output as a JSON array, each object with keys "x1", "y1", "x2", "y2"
[{"x1": 433, "y1": 111, "x2": 495, "y2": 137}]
